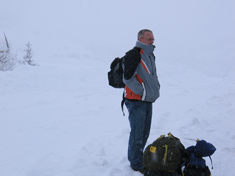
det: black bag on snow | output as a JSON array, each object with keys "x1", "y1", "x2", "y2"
[
  {"x1": 108, "y1": 57, "x2": 125, "y2": 88},
  {"x1": 182, "y1": 140, "x2": 216, "y2": 176},
  {"x1": 143, "y1": 133, "x2": 186, "y2": 176}
]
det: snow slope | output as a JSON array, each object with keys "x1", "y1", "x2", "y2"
[
  {"x1": 1, "y1": 0, "x2": 235, "y2": 176},
  {"x1": 1, "y1": 58, "x2": 234, "y2": 176}
]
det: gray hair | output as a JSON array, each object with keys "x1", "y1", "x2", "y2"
[{"x1": 137, "y1": 29, "x2": 153, "y2": 39}]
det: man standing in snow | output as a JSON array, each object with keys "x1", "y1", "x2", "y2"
[{"x1": 122, "y1": 29, "x2": 160, "y2": 174}]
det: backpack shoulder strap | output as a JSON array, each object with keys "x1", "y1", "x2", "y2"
[{"x1": 121, "y1": 92, "x2": 125, "y2": 116}]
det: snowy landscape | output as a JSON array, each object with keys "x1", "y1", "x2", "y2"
[{"x1": 0, "y1": 0, "x2": 235, "y2": 176}]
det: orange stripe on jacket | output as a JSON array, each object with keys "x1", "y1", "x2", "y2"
[
  {"x1": 136, "y1": 74, "x2": 143, "y2": 84},
  {"x1": 141, "y1": 60, "x2": 150, "y2": 74}
]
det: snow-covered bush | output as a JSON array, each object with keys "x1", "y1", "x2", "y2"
[
  {"x1": 22, "y1": 42, "x2": 33, "y2": 65},
  {"x1": 0, "y1": 36, "x2": 17, "y2": 71},
  {"x1": 21, "y1": 42, "x2": 38, "y2": 66}
]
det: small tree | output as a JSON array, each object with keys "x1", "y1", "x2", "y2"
[
  {"x1": 0, "y1": 33, "x2": 17, "y2": 71},
  {"x1": 23, "y1": 42, "x2": 34, "y2": 65}
]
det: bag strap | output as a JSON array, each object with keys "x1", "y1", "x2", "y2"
[
  {"x1": 209, "y1": 156, "x2": 213, "y2": 169},
  {"x1": 163, "y1": 144, "x2": 168, "y2": 162},
  {"x1": 121, "y1": 93, "x2": 125, "y2": 116}
]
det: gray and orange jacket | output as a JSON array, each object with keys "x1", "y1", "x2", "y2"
[{"x1": 122, "y1": 41, "x2": 160, "y2": 103}]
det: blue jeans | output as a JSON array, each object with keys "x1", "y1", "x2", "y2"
[{"x1": 125, "y1": 99, "x2": 152, "y2": 170}]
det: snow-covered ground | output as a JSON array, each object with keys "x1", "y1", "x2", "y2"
[{"x1": 1, "y1": 0, "x2": 235, "y2": 176}]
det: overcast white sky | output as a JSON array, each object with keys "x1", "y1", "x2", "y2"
[{"x1": 1, "y1": 0, "x2": 234, "y2": 76}]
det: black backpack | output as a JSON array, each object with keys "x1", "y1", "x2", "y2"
[
  {"x1": 143, "y1": 133, "x2": 186, "y2": 176},
  {"x1": 108, "y1": 57, "x2": 125, "y2": 88},
  {"x1": 108, "y1": 47, "x2": 142, "y2": 89}
]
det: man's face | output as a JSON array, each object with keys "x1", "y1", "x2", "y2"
[{"x1": 139, "y1": 31, "x2": 155, "y2": 45}]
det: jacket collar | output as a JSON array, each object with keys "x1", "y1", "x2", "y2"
[{"x1": 135, "y1": 41, "x2": 155, "y2": 54}]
